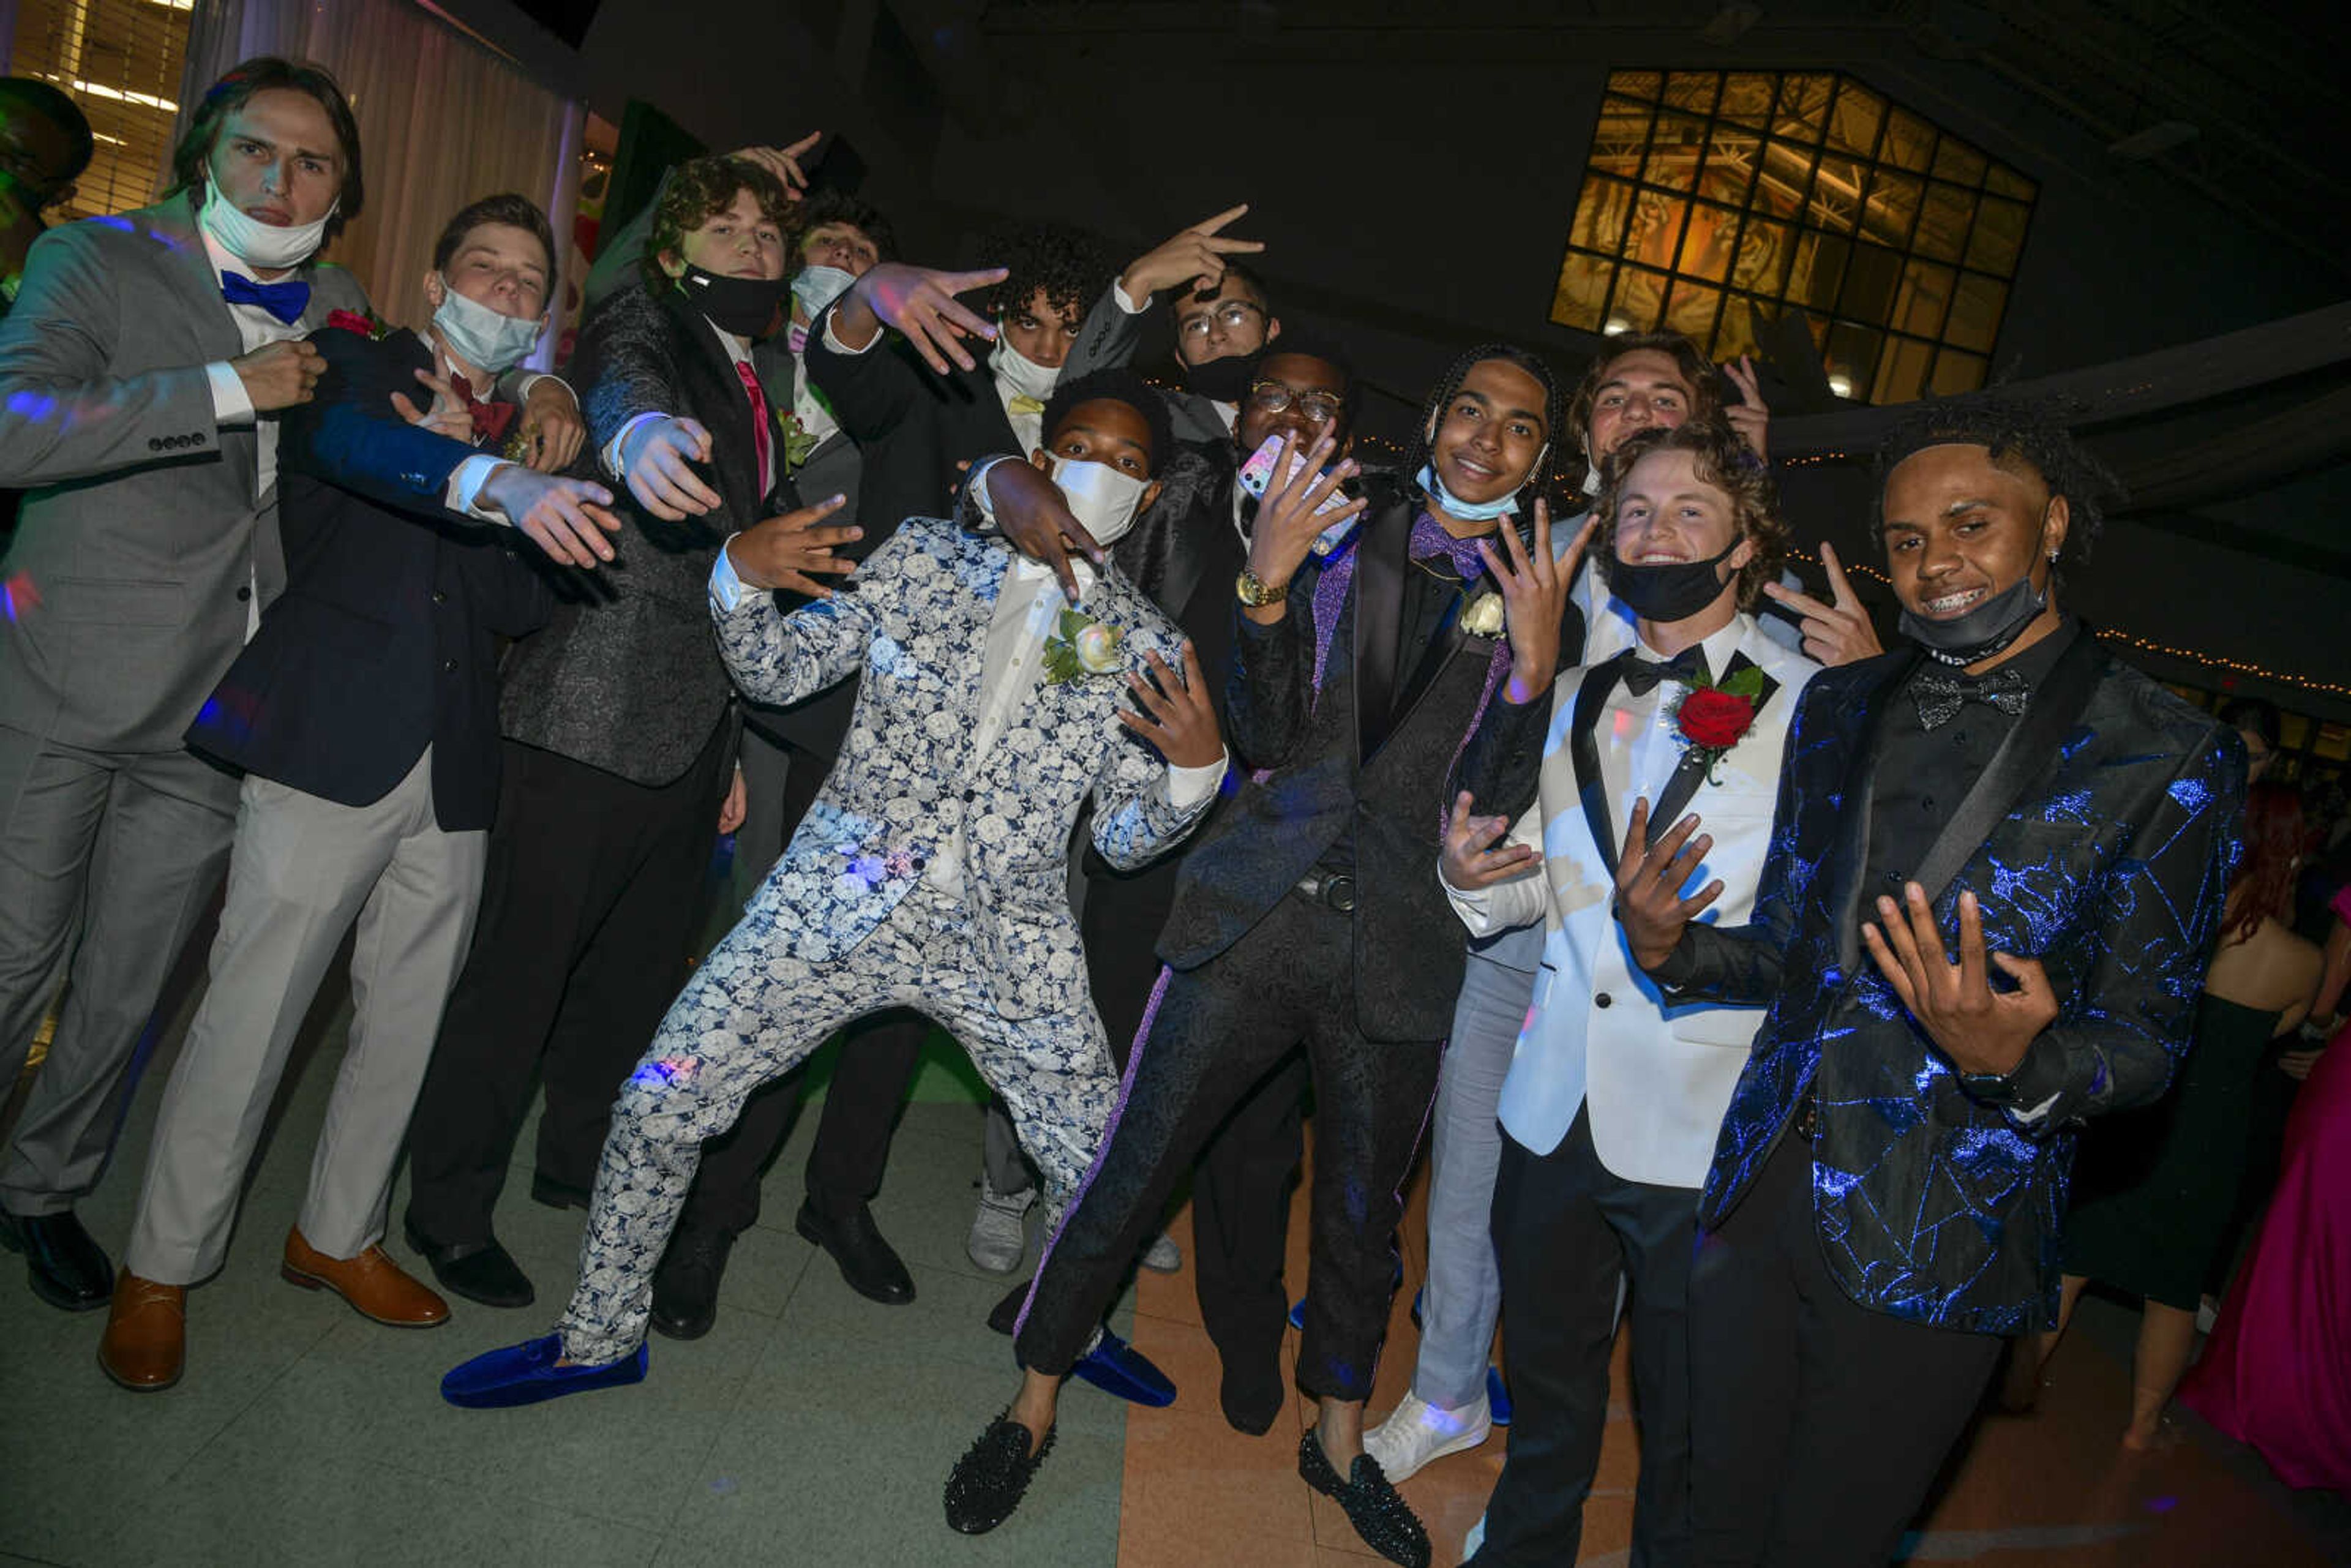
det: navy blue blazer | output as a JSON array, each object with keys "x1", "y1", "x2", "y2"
[
  {"x1": 189, "y1": 325, "x2": 552, "y2": 831},
  {"x1": 1660, "y1": 636, "x2": 2244, "y2": 1334}
]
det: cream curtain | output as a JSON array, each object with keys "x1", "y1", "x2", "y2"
[{"x1": 173, "y1": 0, "x2": 584, "y2": 366}]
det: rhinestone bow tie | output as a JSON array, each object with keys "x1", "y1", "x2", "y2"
[{"x1": 1911, "y1": 665, "x2": 2031, "y2": 730}]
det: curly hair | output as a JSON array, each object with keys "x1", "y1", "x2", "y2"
[
  {"x1": 1873, "y1": 395, "x2": 2121, "y2": 572},
  {"x1": 790, "y1": 186, "x2": 896, "y2": 266},
  {"x1": 167, "y1": 57, "x2": 363, "y2": 242},
  {"x1": 639, "y1": 154, "x2": 794, "y2": 294},
  {"x1": 1042, "y1": 366, "x2": 1175, "y2": 477},
  {"x1": 1402, "y1": 342, "x2": 1572, "y2": 527},
  {"x1": 1594, "y1": 419, "x2": 1788, "y2": 611},
  {"x1": 1564, "y1": 332, "x2": 1723, "y2": 462},
  {"x1": 967, "y1": 218, "x2": 1111, "y2": 324}
]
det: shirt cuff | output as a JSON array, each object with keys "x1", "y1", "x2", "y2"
[
  {"x1": 512, "y1": 370, "x2": 569, "y2": 407},
  {"x1": 967, "y1": 456, "x2": 1014, "y2": 527},
  {"x1": 1112, "y1": 279, "x2": 1149, "y2": 314},
  {"x1": 206, "y1": 361, "x2": 255, "y2": 427},
  {"x1": 1166, "y1": 751, "x2": 1228, "y2": 809},
  {"x1": 602, "y1": 410, "x2": 667, "y2": 481},
  {"x1": 446, "y1": 455, "x2": 509, "y2": 523},
  {"x1": 821, "y1": 308, "x2": 878, "y2": 356},
  {"x1": 710, "y1": 535, "x2": 749, "y2": 615}
]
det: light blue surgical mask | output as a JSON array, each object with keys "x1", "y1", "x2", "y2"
[
  {"x1": 1417, "y1": 462, "x2": 1522, "y2": 522},
  {"x1": 431, "y1": 278, "x2": 546, "y2": 377},
  {"x1": 790, "y1": 263, "x2": 857, "y2": 318}
]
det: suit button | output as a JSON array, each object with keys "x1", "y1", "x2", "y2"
[
  {"x1": 443, "y1": 659, "x2": 458, "y2": 673},
  {"x1": 1595, "y1": 992, "x2": 1613, "y2": 1009},
  {"x1": 236, "y1": 586, "x2": 252, "y2": 602},
  {"x1": 910, "y1": 855, "x2": 927, "y2": 871},
  {"x1": 963, "y1": 788, "x2": 977, "y2": 801},
  {"x1": 432, "y1": 591, "x2": 448, "y2": 606},
  {"x1": 148, "y1": 438, "x2": 163, "y2": 451}
]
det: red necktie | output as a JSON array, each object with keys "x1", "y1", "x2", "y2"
[
  {"x1": 735, "y1": 361, "x2": 773, "y2": 496},
  {"x1": 446, "y1": 373, "x2": 517, "y2": 446}
]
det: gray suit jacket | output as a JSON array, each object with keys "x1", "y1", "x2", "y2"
[
  {"x1": 1063, "y1": 286, "x2": 1230, "y2": 446},
  {"x1": 0, "y1": 193, "x2": 369, "y2": 753}
]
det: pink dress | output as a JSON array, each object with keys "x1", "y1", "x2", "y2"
[{"x1": 2178, "y1": 888, "x2": 2351, "y2": 1491}]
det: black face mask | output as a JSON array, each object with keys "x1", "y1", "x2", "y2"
[
  {"x1": 1608, "y1": 537, "x2": 1742, "y2": 624},
  {"x1": 1183, "y1": 353, "x2": 1256, "y2": 404},
  {"x1": 1899, "y1": 573, "x2": 2048, "y2": 666},
  {"x1": 678, "y1": 263, "x2": 790, "y2": 340}
]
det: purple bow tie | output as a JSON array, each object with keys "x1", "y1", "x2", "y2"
[{"x1": 1410, "y1": 512, "x2": 1494, "y2": 580}]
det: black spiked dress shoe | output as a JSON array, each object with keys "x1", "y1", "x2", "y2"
[
  {"x1": 1299, "y1": 1427, "x2": 1430, "y2": 1567},
  {"x1": 943, "y1": 1411, "x2": 1056, "y2": 1534},
  {"x1": 0, "y1": 1207, "x2": 114, "y2": 1311}
]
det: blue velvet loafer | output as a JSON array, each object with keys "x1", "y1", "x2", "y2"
[
  {"x1": 1486, "y1": 1364, "x2": 1513, "y2": 1427},
  {"x1": 1069, "y1": 1327, "x2": 1176, "y2": 1407},
  {"x1": 440, "y1": 1334, "x2": 647, "y2": 1409}
]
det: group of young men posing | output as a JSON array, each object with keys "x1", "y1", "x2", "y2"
[{"x1": 0, "y1": 56, "x2": 2245, "y2": 1568}]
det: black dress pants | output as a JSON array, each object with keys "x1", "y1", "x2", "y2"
[
  {"x1": 1472, "y1": 1111, "x2": 1698, "y2": 1568},
  {"x1": 1687, "y1": 1131, "x2": 2004, "y2": 1567},
  {"x1": 404, "y1": 726, "x2": 732, "y2": 1247},
  {"x1": 676, "y1": 733, "x2": 928, "y2": 1234},
  {"x1": 1016, "y1": 890, "x2": 1438, "y2": 1401}
]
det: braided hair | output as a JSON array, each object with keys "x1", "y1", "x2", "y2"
[
  {"x1": 1401, "y1": 343, "x2": 1573, "y2": 527},
  {"x1": 1873, "y1": 395, "x2": 2121, "y2": 574}
]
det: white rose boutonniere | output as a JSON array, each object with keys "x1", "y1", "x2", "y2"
[
  {"x1": 1044, "y1": 607, "x2": 1125, "y2": 683},
  {"x1": 1461, "y1": 588, "x2": 1507, "y2": 639}
]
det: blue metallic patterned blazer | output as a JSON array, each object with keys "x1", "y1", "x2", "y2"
[{"x1": 1663, "y1": 633, "x2": 2243, "y2": 1334}]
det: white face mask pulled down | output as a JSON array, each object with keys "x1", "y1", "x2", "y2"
[
  {"x1": 198, "y1": 182, "x2": 333, "y2": 272},
  {"x1": 430, "y1": 279, "x2": 546, "y2": 377},
  {"x1": 1049, "y1": 456, "x2": 1147, "y2": 550}
]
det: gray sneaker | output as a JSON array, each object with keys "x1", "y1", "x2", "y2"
[
  {"x1": 967, "y1": 1177, "x2": 1035, "y2": 1274},
  {"x1": 1140, "y1": 1231, "x2": 1182, "y2": 1273}
]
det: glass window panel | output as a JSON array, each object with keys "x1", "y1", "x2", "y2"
[
  {"x1": 1677, "y1": 203, "x2": 1743, "y2": 284},
  {"x1": 1624, "y1": 190, "x2": 1692, "y2": 272},
  {"x1": 1712, "y1": 296, "x2": 1764, "y2": 362},
  {"x1": 1807, "y1": 152, "x2": 1868, "y2": 233},
  {"x1": 1881, "y1": 108, "x2": 1935, "y2": 172},
  {"x1": 1892, "y1": 259, "x2": 1955, "y2": 337},
  {"x1": 1837, "y1": 243, "x2": 1904, "y2": 326},
  {"x1": 1860, "y1": 168, "x2": 1922, "y2": 249},
  {"x1": 1610, "y1": 265, "x2": 1673, "y2": 334},
  {"x1": 1610, "y1": 69, "x2": 1663, "y2": 100},
  {"x1": 1751, "y1": 140, "x2": 1816, "y2": 217},
  {"x1": 1827, "y1": 79, "x2": 1886, "y2": 157},
  {"x1": 1982, "y1": 163, "x2": 2036, "y2": 200},
  {"x1": 1875, "y1": 336, "x2": 1935, "y2": 404},
  {"x1": 1719, "y1": 72, "x2": 1775, "y2": 127},
  {"x1": 1772, "y1": 73, "x2": 1832, "y2": 143},
  {"x1": 1731, "y1": 217, "x2": 1795, "y2": 296},
  {"x1": 1913, "y1": 181, "x2": 1976, "y2": 263},
  {"x1": 1930, "y1": 348, "x2": 1989, "y2": 396},
  {"x1": 1698, "y1": 126, "x2": 1761, "y2": 204},
  {"x1": 1944, "y1": 272, "x2": 2007, "y2": 352},
  {"x1": 1591, "y1": 98, "x2": 1657, "y2": 179},
  {"x1": 1570, "y1": 176, "x2": 1637, "y2": 255},
  {"x1": 1823, "y1": 321, "x2": 1883, "y2": 402},
  {"x1": 1550, "y1": 253, "x2": 1617, "y2": 332},
  {"x1": 1932, "y1": 136, "x2": 1989, "y2": 187},
  {"x1": 1663, "y1": 72, "x2": 1720, "y2": 114},
  {"x1": 1785, "y1": 231, "x2": 1851, "y2": 314},
  {"x1": 1665, "y1": 278, "x2": 1725, "y2": 342},
  {"x1": 1964, "y1": 197, "x2": 2029, "y2": 276},
  {"x1": 1643, "y1": 112, "x2": 1708, "y2": 193}
]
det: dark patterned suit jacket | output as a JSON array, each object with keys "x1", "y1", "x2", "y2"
[{"x1": 1664, "y1": 635, "x2": 2244, "y2": 1332}]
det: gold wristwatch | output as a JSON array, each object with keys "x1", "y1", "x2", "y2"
[{"x1": 1235, "y1": 566, "x2": 1289, "y2": 607}]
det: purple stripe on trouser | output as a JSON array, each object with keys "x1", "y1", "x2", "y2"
[{"x1": 1013, "y1": 963, "x2": 1174, "y2": 1341}]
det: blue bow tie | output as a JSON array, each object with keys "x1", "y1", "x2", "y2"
[{"x1": 220, "y1": 271, "x2": 310, "y2": 326}]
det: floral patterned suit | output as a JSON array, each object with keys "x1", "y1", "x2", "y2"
[{"x1": 557, "y1": 519, "x2": 1213, "y2": 1362}]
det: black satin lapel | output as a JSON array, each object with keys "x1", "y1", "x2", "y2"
[
  {"x1": 1375, "y1": 590, "x2": 1474, "y2": 765},
  {"x1": 1573, "y1": 656, "x2": 1628, "y2": 875},
  {"x1": 1351, "y1": 500, "x2": 1411, "y2": 763},
  {"x1": 1909, "y1": 631, "x2": 2109, "y2": 909},
  {"x1": 1155, "y1": 471, "x2": 1226, "y2": 622},
  {"x1": 1831, "y1": 649, "x2": 1927, "y2": 973}
]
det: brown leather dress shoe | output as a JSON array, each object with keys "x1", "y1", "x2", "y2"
[
  {"x1": 282, "y1": 1228, "x2": 449, "y2": 1327},
  {"x1": 100, "y1": 1272, "x2": 187, "y2": 1392}
]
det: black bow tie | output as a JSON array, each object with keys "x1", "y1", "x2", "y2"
[
  {"x1": 1621, "y1": 647, "x2": 1709, "y2": 697},
  {"x1": 1911, "y1": 665, "x2": 2032, "y2": 730}
]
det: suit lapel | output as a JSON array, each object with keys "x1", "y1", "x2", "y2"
[
  {"x1": 1828, "y1": 649, "x2": 1927, "y2": 972},
  {"x1": 662, "y1": 291, "x2": 764, "y2": 519},
  {"x1": 1647, "y1": 651, "x2": 1781, "y2": 841},
  {"x1": 144, "y1": 195, "x2": 244, "y2": 364},
  {"x1": 1351, "y1": 498, "x2": 1411, "y2": 763},
  {"x1": 1572, "y1": 655, "x2": 1629, "y2": 876}
]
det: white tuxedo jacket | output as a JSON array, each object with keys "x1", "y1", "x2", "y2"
[{"x1": 1449, "y1": 613, "x2": 1817, "y2": 1187}]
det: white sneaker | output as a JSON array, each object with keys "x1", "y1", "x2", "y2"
[
  {"x1": 966, "y1": 1177, "x2": 1035, "y2": 1274},
  {"x1": 1363, "y1": 1389, "x2": 1493, "y2": 1483},
  {"x1": 1141, "y1": 1231, "x2": 1182, "y2": 1272}
]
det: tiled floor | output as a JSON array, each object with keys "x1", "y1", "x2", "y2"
[{"x1": 6, "y1": 964, "x2": 2347, "y2": 1568}]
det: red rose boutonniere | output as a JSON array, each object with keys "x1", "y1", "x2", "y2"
[
  {"x1": 325, "y1": 307, "x2": 389, "y2": 340},
  {"x1": 1671, "y1": 666, "x2": 1766, "y2": 782}
]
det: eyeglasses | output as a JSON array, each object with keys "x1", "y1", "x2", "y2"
[
  {"x1": 1244, "y1": 380, "x2": 1346, "y2": 423},
  {"x1": 1178, "y1": 301, "x2": 1265, "y2": 339}
]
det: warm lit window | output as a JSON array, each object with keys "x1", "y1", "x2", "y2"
[
  {"x1": 9, "y1": 0, "x2": 193, "y2": 222},
  {"x1": 1552, "y1": 70, "x2": 2038, "y2": 404}
]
